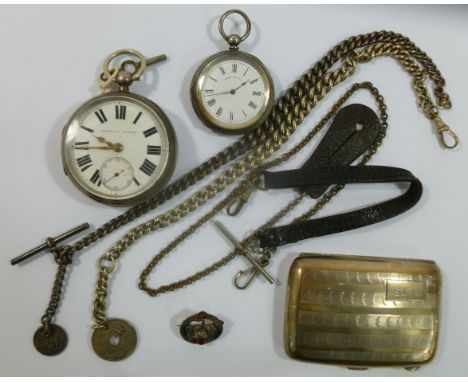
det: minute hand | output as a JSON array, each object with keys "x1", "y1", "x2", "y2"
[
  {"x1": 75, "y1": 146, "x2": 114, "y2": 150},
  {"x1": 232, "y1": 79, "x2": 250, "y2": 92},
  {"x1": 204, "y1": 79, "x2": 252, "y2": 97},
  {"x1": 205, "y1": 90, "x2": 232, "y2": 96}
]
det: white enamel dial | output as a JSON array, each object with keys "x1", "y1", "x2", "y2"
[
  {"x1": 191, "y1": 51, "x2": 274, "y2": 134},
  {"x1": 62, "y1": 94, "x2": 175, "y2": 205},
  {"x1": 200, "y1": 59, "x2": 266, "y2": 125}
]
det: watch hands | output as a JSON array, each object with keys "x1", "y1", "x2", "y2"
[
  {"x1": 103, "y1": 169, "x2": 125, "y2": 185},
  {"x1": 205, "y1": 90, "x2": 232, "y2": 96},
  {"x1": 93, "y1": 136, "x2": 123, "y2": 152},
  {"x1": 204, "y1": 79, "x2": 251, "y2": 97},
  {"x1": 74, "y1": 146, "x2": 115, "y2": 150},
  {"x1": 232, "y1": 79, "x2": 250, "y2": 92},
  {"x1": 94, "y1": 135, "x2": 117, "y2": 148}
]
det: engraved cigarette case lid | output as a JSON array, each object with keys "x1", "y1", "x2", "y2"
[{"x1": 285, "y1": 254, "x2": 441, "y2": 369}]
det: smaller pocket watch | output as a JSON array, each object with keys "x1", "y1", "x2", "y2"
[
  {"x1": 61, "y1": 49, "x2": 177, "y2": 206},
  {"x1": 190, "y1": 9, "x2": 275, "y2": 134}
]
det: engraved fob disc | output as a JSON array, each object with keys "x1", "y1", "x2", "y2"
[
  {"x1": 33, "y1": 324, "x2": 68, "y2": 356},
  {"x1": 92, "y1": 318, "x2": 137, "y2": 361},
  {"x1": 285, "y1": 253, "x2": 441, "y2": 370}
]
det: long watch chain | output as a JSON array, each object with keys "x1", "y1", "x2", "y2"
[
  {"x1": 39, "y1": 32, "x2": 456, "y2": 335},
  {"x1": 91, "y1": 41, "x2": 449, "y2": 328},
  {"x1": 135, "y1": 82, "x2": 387, "y2": 300}
]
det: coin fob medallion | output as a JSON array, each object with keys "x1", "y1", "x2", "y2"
[
  {"x1": 92, "y1": 318, "x2": 137, "y2": 361},
  {"x1": 33, "y1": 324, "x2": 68, "y2": 356}
]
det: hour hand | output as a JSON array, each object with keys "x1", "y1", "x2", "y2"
[
  {"x1": 93, "y1": 136, "x2": 123, "y2": 152},
  {"x1": 94, "y1": 135, "x2": 116, "y2": 148},
  {"x1": 204, "y1": 90, "x2": 232, "y2": 96}
]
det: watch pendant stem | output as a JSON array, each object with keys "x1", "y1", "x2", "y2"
[
  {"x1": 227, "y1": 34, "x2": 241, "y2": 51},
  {"x1": 99, "y1": 49, "x2": 167, "y2": 92}
]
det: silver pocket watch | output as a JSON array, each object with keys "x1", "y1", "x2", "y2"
[
  {"x1": 190, "y1": 9, "x2": 275, "y2": 134},
  {"x1": 61, "y1": 49, "x2": 177, "y2": 206}
]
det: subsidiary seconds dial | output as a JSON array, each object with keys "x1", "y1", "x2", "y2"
[{"x1": 62, "y1": 93, "x2": 176, "y2": 206}]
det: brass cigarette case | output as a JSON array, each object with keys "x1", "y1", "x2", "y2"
[{"x1": 285, "y1": 254, "x2": 441, "y2": 370}]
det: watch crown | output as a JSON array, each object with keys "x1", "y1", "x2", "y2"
[
  {"x1": 227, "y1": 34, "x2": 241, "y2": 50},
  {"x1": 114, "y1": 69, "x2": 133, "y2": 92},
  {"x1": 115, "y1": 70, "x2": 133, "y2": 86}
]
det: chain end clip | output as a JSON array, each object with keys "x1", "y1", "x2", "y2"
[
  {"x1": 234, "y1": 267, "x2": 258, "y2": 289},
  {"x1": 434, "y1": 115, "x2": 459, "y2": 149},
  {"x1": 226, "y1": 177, "x2": 261, "y2": 216}
]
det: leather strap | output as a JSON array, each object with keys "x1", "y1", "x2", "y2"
[
  {"x1": 298, "y1": 104, "x2": 380, "y2": 198},
  {"x1": 257, "y1": 166, "x2": 422, "y2": 248}
]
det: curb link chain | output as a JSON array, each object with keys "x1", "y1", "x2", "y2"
[
  {"x1": 137, "y1": 81, "x2": 388, "y2": 299},
  {"x1": 37, "y1": 31, "x2": 456, "y2": 332},
  {"x1": 92, "y1": 39, "x2": 442, "y2": 326}
]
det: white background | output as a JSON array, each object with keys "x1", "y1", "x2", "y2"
[{"x1": 1, "y1": 4, "x2": 467, "y2": 377}]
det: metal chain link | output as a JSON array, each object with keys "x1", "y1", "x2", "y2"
[
  {"x1": 137, "y1": 81, "x2": 388, "y2": 298},
  {"x1": 92, "y1": 38, "x2": 447, "y2": 326},
  {"x1": 37, "y1": 31, "x2": 456, "y2": 331},
  {"x1": 39, "y1": 246, "x2": 73, "y2": 332}
]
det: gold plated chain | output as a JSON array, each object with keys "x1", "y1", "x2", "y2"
[
  {"x1": 91, "y1": 37, "x2": 456, "y2": 328},
  {"x1": 136, "y1": 82, "x2": 386, "y2": 300},
  {"x1": 38, "y1": 31, "x2": 457, "y2": 336}
]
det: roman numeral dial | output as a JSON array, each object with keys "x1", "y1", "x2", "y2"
[
  {"x1": 76, "y1": 154, "x2": 92, "y2": 171},
  {"x1": 139, "y1": 158, "x2": 157, "y2": 176},
  {"x1": 115, "y1": 105, "x2": 126, "y2": 120},
  {"x1": 63, "y1": 96, "x2": 175, "y2": 205},
  {"x1": 143, "y1": 127, "x2": 157, "y2": 138},
  {"x1": 95, "y1": 109, "x2": 107, "y2": 124},
  {"x1": 90, "y1": 169, "x2": 101, "y2": 186},
  {"x1": 147, "y1": 145, "x2": 162, "y2": 155},
  {"x1": 197, "y1": 58, "x2": 269, "y2": 129}
]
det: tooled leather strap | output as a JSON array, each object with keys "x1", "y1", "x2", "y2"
[
  {"x1": 299, "y1": 103, "x2": 380, "y2": 198},
  {"x1": 257, "y1": 166, "x2": 422, "y2": 248}
]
